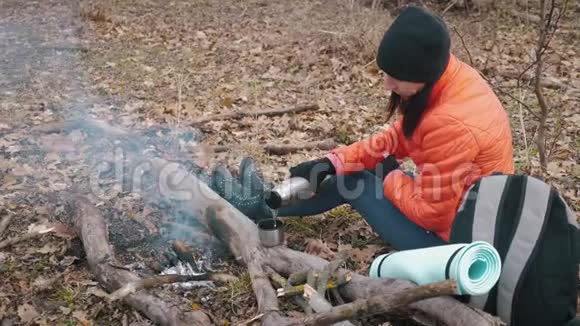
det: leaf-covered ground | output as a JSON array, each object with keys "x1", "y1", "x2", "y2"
[{"x1": 0, "y1": 0, "x2": 578, "y2": 325}]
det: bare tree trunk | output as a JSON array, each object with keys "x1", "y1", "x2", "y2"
[{"x1": 534, "y1": 0, "x2": 549, "y2": 173}]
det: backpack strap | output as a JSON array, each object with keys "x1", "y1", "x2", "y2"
[
  {"x1": 559, "y1": 193, "x2": 580, "y2": 262},
  {"x1": 467, "y1": 175, "x2": 509, "y2": 310},
  {"x1": 495, "y1": 176, "x2": 552, "y2": 324}
]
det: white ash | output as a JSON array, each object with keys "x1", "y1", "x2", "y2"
[{"x1": 160, "y1": 261, "x2": 214, "y2": 290}]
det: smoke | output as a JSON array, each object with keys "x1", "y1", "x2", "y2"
[{"x1": 0, "y1": 1, "x2": 217, "y2": 260}]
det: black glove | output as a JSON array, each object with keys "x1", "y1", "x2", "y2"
[
  {"x1": 289, "y1": 157, "x2": 336, "y2": 191},
  {"x1": 371, "y1": 155, "x2": 400, "y2": 178}
]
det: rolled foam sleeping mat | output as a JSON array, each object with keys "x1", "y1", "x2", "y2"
[{"x1": 369, "y1": 241, "x2": 501, "y2": 296}]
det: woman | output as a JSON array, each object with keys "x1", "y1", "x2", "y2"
[{"x1": 274, "y1": 6, "x2": 514, "y2": 250}]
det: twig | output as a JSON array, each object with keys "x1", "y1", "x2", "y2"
[
  {"x1": 479, "y1": 73, "x2": 541, "y2": 120},
  {"x1": 109, "y1": 263, "x2": 132, "y2": 271},
  {"x1": 0, "y1": 232, "x2": 45, "y2": 250},
  {"x1": 290, "y1": 280, "x2": 459, "y2": 326},
  {"x1": 265, "y1": 266, "x2": 313, "y2": 314},
  {"x1": 534, "y1": 0, "x2": 553, "y2": 173},
  {"x1": 289, "y1": 270, "x2": 309, "y2": 286},
  {"x1": 277, "y1": 272, "x2": 352, "y2": 297},
  {"x1": 362, "y1": 59, "x2": 376, "y2": 68},
  {"x1": 450, "y1": 24, "x2": 541, "y2": 121},
  {"x1": 303, "y1": 284, "x2": 355, "y2": 326},
  {"x1": 442, "y1": 0, "x2": 460, "y2": 15},
  {"x1": 316, "y1": 253, "x2": 347, "y2": 295},
  {"x1": 451, "y1": 26, "x2": 473, "y2": 67},
  {"x1": 518, "y1": 88, "x2": 531, "y2": 169},
  {"x1": 236, "y1": 313, "x2": 265, "y2": 326},
  {"x1": 211, "y1": 138, "x2": 336, "y2": 155},
  {"x1": 547, "y1": 109, "x2": 564, "y2": 160},
  {"x1": 265, "y1": 266, "x2": 290, "y2": 288},
  {"x1": 191, "y1": 104, "x2": 319, "y2": 126},
  {"x1": 0, "y1": 213, "x2": 14, "y2": 239},
  {"x1": 330, "y1": 288, "x2": 345, "y2": 305},
  {"x1": 516, "y1": 0, "x2": 567, "y2": 90}
]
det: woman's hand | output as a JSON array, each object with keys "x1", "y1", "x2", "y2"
[{"x1": 289, "y1": 157, "x2": 336, "y2": 191}]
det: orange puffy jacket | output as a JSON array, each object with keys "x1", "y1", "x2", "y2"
[{"x1": 326, "y1": 54, "x2": 514, "y2": 241}]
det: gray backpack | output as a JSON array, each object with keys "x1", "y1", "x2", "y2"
[{"x1": 450, "y1": 174, "x2": 579, "y2": 326}]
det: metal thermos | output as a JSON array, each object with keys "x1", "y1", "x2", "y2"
[{"x1": 265, "y1": 177, "x2": 316, "y2": 209}]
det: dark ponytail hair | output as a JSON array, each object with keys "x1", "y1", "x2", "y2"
[{"x1": 385, "y1": 83, "x2": 435, "y2": 139}]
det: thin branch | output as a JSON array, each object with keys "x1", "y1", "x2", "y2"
[
  {"x1": 480, "y1": 73, "x2": 541, "y2": 120},
  {"x1": 265, "y1": 266, "x2": 312, "y2": 314},
  {"x1": 303, "y1": 284, "x2": 355, "y2": 326},
  {"x1": 0, "y1": 213, "x2": 14, "y2": 239},
  {"x1": 0, "y1": 232, "x2": 46, "y2": 250},
  {"x1": 190, "y1": 104, "x2": 319, "y2": 126},
  {"x1": 451, "y1": 26, "x2": 473, "y2": 67},
  {"x1": 211, "y1": 138, "x2": 337, "y2": 156},
  {"x1": 518, "y1": 88, "x2": 531, "y2": 169},
  {"x1": 547, "y1": 106, "x2": 565, "y2": 161},
  {"x1": 289, "y1": 280, "x2": 459, "y2": 326},
  {"x1": 450, "y1": 25, "x2": 541, "y2": 121}
]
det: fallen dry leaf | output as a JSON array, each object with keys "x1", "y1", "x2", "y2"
[
  {"x1": 60, "y1": 306, "x2": 72, "y2": 315},
  {"x1": 304, "y1": 238, "x2": 336, "y2": 260},
  {"x1": 11, "y1": 164, "x2": 33, "y2": 177},
  {"x1": 36, "y1": 243, "x2": 59, "y2": 254},
  {"x1": 72, "y1": 310, "x2": 88, "y2": 322},
  {"x1": 47, "y1": 222, "x2": 77, "y2": 239},
  {"x1": 18, "y1": 303, "x2": 39, "y2": 323},
  {"x1": 38, "y1": 134, "x2": 77, "y2": 153},
  {"x1": 350, "y1": 245, "x2": 381, "y2": 264}
]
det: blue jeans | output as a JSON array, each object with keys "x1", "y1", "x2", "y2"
[{"x1": 277, "y1": 170, "x2": 446, "y2": 251}]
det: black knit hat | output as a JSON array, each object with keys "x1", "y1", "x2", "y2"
[{"x1": 377, "y1": 6, "x2": 450, "y2": 83}]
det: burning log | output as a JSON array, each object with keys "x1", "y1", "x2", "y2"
[
  {"x1": 163, "y1": 222, "x2": 220, "y2": 248},
  {"x1": 145, "y1": 158, "x2": 504, "y2": 326},
  {"x1": 171, "y1": 240, "x2": 200, "y2": 267},
  {"x1": 71, "y1": 196, "x2": 212, "y2": 326}
]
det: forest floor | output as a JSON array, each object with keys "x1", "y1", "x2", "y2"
[{"x1": 0, "y1": 0, "x2": 578, "y2": 325}]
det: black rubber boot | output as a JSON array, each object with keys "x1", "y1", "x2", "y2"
[
  {"x1": 239, "y1": 157, "x2": 272, "y2": 193},
  {"x1": 210, "y1": 163, "x2": 273, "y2": 222}
]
